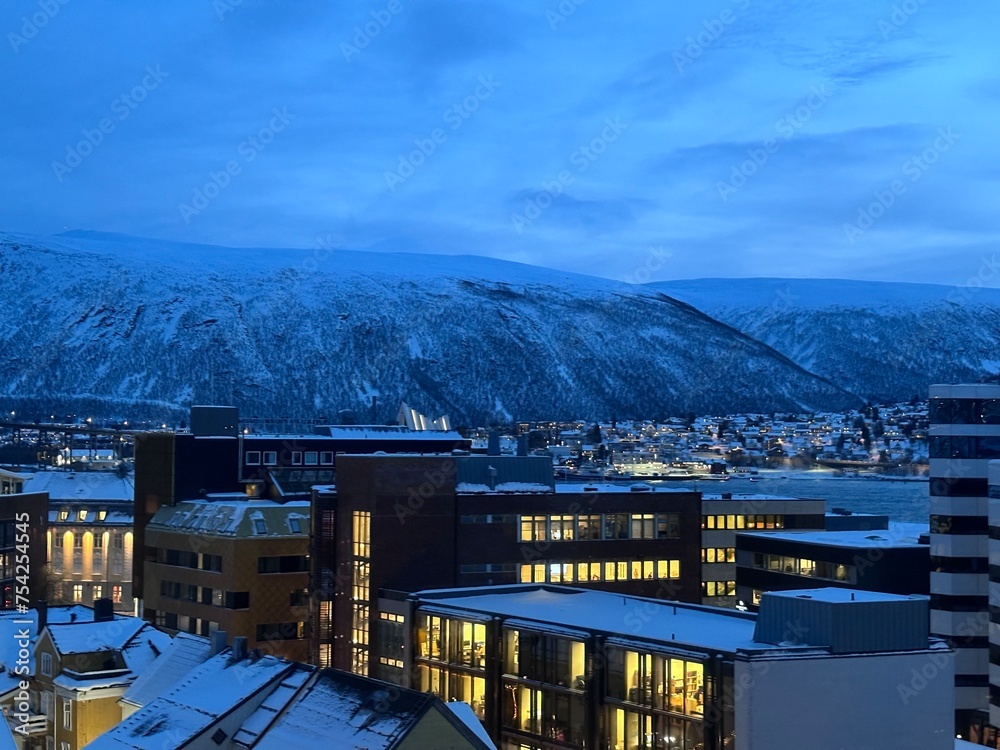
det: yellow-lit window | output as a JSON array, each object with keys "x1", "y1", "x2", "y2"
[
  {"x1": 735, "y1": 515, "x2": 745, "y2": 529},
  {"x1": 642, "y1": 561, "x2": 654, "y2": 579},
  {"x1": 604, "y1": 561, "x2": 616, "y2": 580}
]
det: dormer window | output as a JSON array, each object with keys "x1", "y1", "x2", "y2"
[
  {"x1": 58, "y1": 509, "x2": 69, "y2": 522},
  {"x1": 78, "y1": 509, "x2": 87, "y2": 521},
  {"x1": 253, "y1": 518, "x2": 267, "y2": 535},
  {"x1": 97, "y1": 509, "x2": 107, "y2": 522},
  {"x1": 288, "y1": 518, "x2": 302, "y2": 534}
]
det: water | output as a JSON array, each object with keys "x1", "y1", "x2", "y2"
[{"x1": 654, "y1": 471, "x2": 930, "y2": 524}]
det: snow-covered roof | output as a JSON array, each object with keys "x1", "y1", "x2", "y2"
[
  {"x1": 22, "y1": 470, "x2": 133, "y2": 501},
  {"x1": 87, "y1": 651, "x2": 304, "y2": 750},
  {"x1": 457, "y1": 481, "x2": 553, "y2": 494},
  {"x1": 120, "y1": 633, "x2": 213, "y2": 709},
  {"x1": 249, "y1": 669, "x2": 456, "y2": 750},
  {"x1": 446, "y1": 702, "x2": 498, "y2": 750},
  {"x1": 552, "y1": 483, "x2": 691, "y2": 494},
  {"x1": 765, "y1": 588, "x2": 926, "y2": 605},
  {"x1": 148, "y1": 499, "x2": 309, "y2": 537},
  {"x1": 415, "y1": 585, "x2": 760, "y2": 654},
  {"x1": 739, "y1": 522, "x2": 928, "y2": 549}
]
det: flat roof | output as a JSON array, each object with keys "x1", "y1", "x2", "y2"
[
  {"x1": 764, "y1": 588, "x2": 927, "y2": 604},
  {"x1": 738, "y1": 522, "x2": 928, "y2": 548},
  {"x1": 552, "y1": 483, "x2": 692, "y2": 494},
  {"x1": 22, "y1": 470, "x2": 134, "y2": 501},
  {"x1": 414, "y1": 585, "x2": 759, "y2": 654},
  {"x1": 702, "y1": 493, "x2": 823, "y2": 501}
]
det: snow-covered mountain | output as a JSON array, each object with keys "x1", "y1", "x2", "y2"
[
  {"x1": 652, "y1": 278, "x2": 1000, "y2": 404},
  {"x1": 1, "y1": 232, "x2": 858, "y2": 423}
]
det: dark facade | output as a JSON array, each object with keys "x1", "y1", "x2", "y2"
[
  {"x1": 310, "y1": 454, "x2": 702, "y2": 678},
  {"x1": 734, "y1": 525, "x2": 929, "y2": 610},
  {"x1": 0, "y1": 491, "x2": 48, "y2": 609}
]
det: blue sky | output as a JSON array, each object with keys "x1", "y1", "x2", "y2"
[{"x1": 2, "y1": 0, "x2": 995, "y2": 284}]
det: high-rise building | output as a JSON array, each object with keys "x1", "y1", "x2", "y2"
[{"x1": 928, "y1": 383, "x2": 1000, "y2": 744}]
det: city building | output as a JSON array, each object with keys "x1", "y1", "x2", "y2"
[
  {"x1": 734, "y1": 522, "x2": 929, "y2": 609},
  {"x1": 0, "y1": 477, "x2": 48, "y2": 609},
  {"x1": 88, "y1": 646, "x2": 496, "y2": 750},
  {"x1": 141, "y1": 493, "x2": 310, "y2": 662},
  {"x1": 23, "y1": 470, "x2": 136, "y2": 612},
  {"x1": 699, "y1": 492, "x2": 826, "y2": 607},
  {"x1": 16, "y1": 600, "x2": 172, "y2": 750},
  {"x1": 311, "y1": 454, "x2": 704, "y2": 675},
  {"x1": 928, "y1": 384, "x2": 1000, "y2": 743},
  {"x1": 379, "y1": 583, "x2": 952, "y2": 750},
  {"x1": 131, "y1": 406, "x2": 467, "y2": 602},
  {"x1": 987, "y1": 460, "x2": 1000, "y2": 740}
]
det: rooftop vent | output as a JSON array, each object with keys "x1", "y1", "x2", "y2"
[{"x1": 629, "y1": 483, "x2": 652, "y2": 492}]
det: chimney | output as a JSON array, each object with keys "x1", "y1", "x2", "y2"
[
  {"x1": 36, "y1": 600, "x2": 47, "y2": 635},
  {"x1": 211, "y1": 630, "x2": 228, "y2": 656},
  {"x1": 487, "y1": 430, "x2": 501, "y2": 456},
  {"x1": 232, "y1": 636, "x2": 248, "y2": 662},
  {"x1": 94, "y1": 598, "x2": 114, "y2": 623},
  {"x1": 516, "y1": 435, "x2": 528, "y2": 457}
]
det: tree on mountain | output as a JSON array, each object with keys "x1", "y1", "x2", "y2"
[{"x1": 586, "y1": 423, "x2": 602, "y2": 445}]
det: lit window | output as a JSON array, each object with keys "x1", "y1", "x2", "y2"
[
  {"x1": 97, "y1": 509, "x2": 107, "y2": 522},
  {"x1": 112, "y1": 586, "x2": 122, "y2": 604},
  {"x1": 78, "y1": 509, "x2": 87, "y2": 521},
  {"x1": 58, "y1": 509, "x2": 69, "y2": 522},
  {"x1": 93, "y1": 585, "x2": 103, "y2": 600},
  {"x1": 71, "y1": 585, "x2": 83, "y2": 603}
]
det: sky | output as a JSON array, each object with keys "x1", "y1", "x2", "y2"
[{"x1": 1, "y1": 0, "x2": 997, "y2": 284}]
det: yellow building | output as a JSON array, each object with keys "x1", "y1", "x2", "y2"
[{"x1": 25, "y1": 602, "x2": 170, "y2": 750}]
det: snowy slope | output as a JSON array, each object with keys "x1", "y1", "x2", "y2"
[
  {"x1": 653, "y1": 278, "x2": 1000, "y2": 403},
  {"x1": 1, "y1": 233, "x2": 859, "y2": 422}
]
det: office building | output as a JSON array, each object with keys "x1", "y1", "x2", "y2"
[
  {"x1": 379, "y1": 583, "x2": 952, "y2": 749},
  {"x1": 141, "y1": 493, "x2": 310, "y2": 662},
  {"x1": 734, "y1": 522, "x2": 929, "y2": 609},
  {"x1": 928, "y1": 384, "x2": 1000, "y2": 743},
  {"x1": 311, "y1": 454, "x2": 704, "y2": 675},
  {"x1": 699, "y1": 492, "x2": 825, "y2": 607}
]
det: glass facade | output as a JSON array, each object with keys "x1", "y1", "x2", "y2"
[
  {"x1": 417, "y1": 614, "x2": 488, "y2": 719},
  {"x1": 351, "y1": 511, "x2": 370, "y2": 675}
]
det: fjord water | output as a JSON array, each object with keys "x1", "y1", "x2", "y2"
[{"x1": 666, "y1": 473, "x2": 930, "y2": 524}]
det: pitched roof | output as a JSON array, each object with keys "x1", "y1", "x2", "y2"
[
  {"x1": 120, "y1": 633, "x2": 213, "y2": 709},
  {"x1": 86, "y1": 650, "x2": 304, "y2": 750}
]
